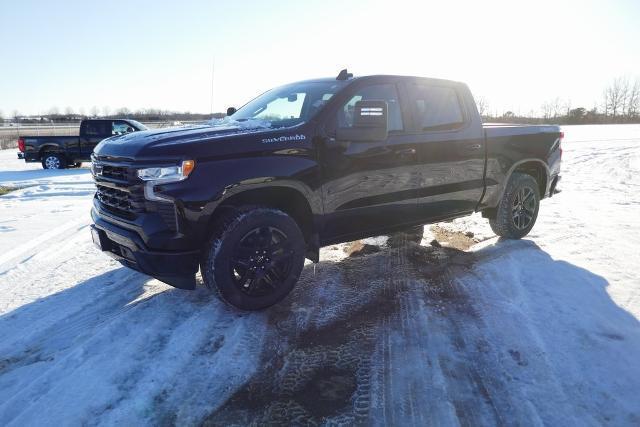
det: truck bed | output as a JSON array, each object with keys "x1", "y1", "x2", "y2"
[{"x1": 483, "y1": 123, "x2": 561, "y2": 138}]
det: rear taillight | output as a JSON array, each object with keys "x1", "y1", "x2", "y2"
[
  {"x1": 18, "y1": 137, "x2": 25, "y2": 152},
  {"x1": 558, "y1": 131, "x2": 564, "y2": 158}
]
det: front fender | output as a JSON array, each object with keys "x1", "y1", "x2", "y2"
[{"x1": 157, "y1": 155, "x2": 322, "y2": 241}]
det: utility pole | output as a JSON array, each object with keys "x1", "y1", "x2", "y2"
[{"x1": 210, "y1": 56, "x2": 215, "y2": 116}]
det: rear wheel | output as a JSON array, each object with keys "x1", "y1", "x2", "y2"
[
  {"x1": 41, "y1": 153, "x2": 66, "y2": 170},
  {"x1": 489, "y1": 172, "x2": 540, "y2": 239},
  {"x1": 201, "y1": 207, "x2": 306, "y2": 310}
]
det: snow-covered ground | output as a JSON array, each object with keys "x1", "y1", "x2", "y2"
[{"x1": 0, "y1": 125, "x2": 639, "y2": 425}]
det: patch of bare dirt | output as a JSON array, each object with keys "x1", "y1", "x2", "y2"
[
  {"x1": 0, "y1": 186, "x2": 19, "y2": 196},
  {"x1": 430, "y1": 225, "x2": 478, "y2": 251},
  {"x1": 344, "y1": 240, "x2": 381, "y2": 257}
]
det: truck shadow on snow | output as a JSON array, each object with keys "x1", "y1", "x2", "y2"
[{"x1": 1, "y1": 236, "x2": 639, "y2": 425}]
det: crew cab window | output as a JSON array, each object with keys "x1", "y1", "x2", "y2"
[
  {"x1": 112, "y1": 121, "x2": 136, "y2": 135},
  {"x1": 83, "y1": 121, "x2": 111, "y2": 136},
  {"x1": 412, "y1": 86, "x2": 465, "y2": 131},
  {"x1": 339, "y1": 84, "x2": 403, "y2": 131}
]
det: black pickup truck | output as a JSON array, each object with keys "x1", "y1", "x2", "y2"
[
  {"x1": 17, "y1": 119, "x2": 147, "y2": 169},
  {"x1": 90, "y1": 70, "x2": 562, "y2": 310}
]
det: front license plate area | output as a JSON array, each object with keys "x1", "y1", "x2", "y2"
[{"x1": 91, "y1": 227, "x2": 108, "y2": 251}]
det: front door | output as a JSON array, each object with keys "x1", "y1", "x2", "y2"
[{"x1": 319, "y1": 80, "x2": 422, "y2": 243}]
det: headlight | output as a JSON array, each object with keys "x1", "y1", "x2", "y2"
[{"x1": 137, "y1": 160, "x2": 195, "y2": 182}]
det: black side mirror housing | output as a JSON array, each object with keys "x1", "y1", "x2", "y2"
[
  {"x1": 226, "y1": 107, "x2": 237, "y2": 116},
  {"x1": 336, "y1": 100, "x2": 388, "y2": 142}
]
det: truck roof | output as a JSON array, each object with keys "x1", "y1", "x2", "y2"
[{"x1": 292, "y1": 74, "x2": 464, "y2": 87}]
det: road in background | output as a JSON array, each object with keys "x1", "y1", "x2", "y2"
[{"x1": 0, "y1": 121, "x2": 204, "y2": 149}]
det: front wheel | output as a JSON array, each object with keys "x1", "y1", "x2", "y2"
[
  {"x1": 201, "y1": 207, "x2": 306, "y2": 310},
  {"x1": 489, "y1": 172, "x2": 540, "y2": 239},
  {"x1": 41, "y1": 153, "x2": 66, "y2": 170}
]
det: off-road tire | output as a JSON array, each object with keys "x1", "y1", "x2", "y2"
[
  {"x1": 200, "y1": 207, "x2": 306, "y2": 310},
  {"x1": 41, "y1": 153, "x2": 66, "y2": 170},
  {"x1": 489, "y1": 172, "x2": 540, "y2": 239}
]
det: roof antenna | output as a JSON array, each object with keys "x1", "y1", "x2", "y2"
[{"x1": 336, "y1": 68, "x2": 353, "y2": 81}]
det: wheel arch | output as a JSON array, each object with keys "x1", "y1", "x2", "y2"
[
  {"x1": 38, "y1": 144, "x2": 64, "y2": 158},
  {"x1": 481, "y1": 158, "x2": 549, "y2": 218},
  {"x1": 509, "y1": 159, "x2": 550, "y2": 198},
  {"x1": 208, "y1": 184, "x2": 318, "y2": 251}
]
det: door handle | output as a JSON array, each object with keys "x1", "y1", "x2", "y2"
[{"x1": 465, "y1": 143, "x2": 482, "y2": 150}]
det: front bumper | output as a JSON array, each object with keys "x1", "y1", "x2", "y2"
[{"x1": 91, "y1": 208, "x2": 200, "y2": 289}]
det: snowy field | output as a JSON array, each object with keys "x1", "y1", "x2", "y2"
[{"x1": 0, "y1": 124, "x2": 639, "y2": 425}]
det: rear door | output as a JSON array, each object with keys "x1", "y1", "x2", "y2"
[
  {"x1": 80, "y1": 120, "x2": 112, "y2": 155},
  {"x1": 407, "y1": 81, "x2": 485, "y2": 220},
  {"x1": 319, "y1": 79, "x2": 423, "y2": 242}
]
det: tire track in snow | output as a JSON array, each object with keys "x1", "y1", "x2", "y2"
[
  {"x1": 204, "y1": 232, "x2": 531, "y2": 425},
  {"x1": 0, "y1": 217, "x2": 88, "y2": 269}
]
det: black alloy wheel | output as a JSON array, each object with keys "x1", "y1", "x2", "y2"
[
  {"x1": 201, "y1": 207, "x2": 306, "y2": 310},
  {"x1": 230, "y1": 226, "x2": 294, "y2": 297},
  {"x1": 512, "y1": 187, "x2": 536, "y2": 230},
  {"x1": 488, "y1": 172, "x2": 541, "y2": 239}
]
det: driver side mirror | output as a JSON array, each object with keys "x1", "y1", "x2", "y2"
[
  {"x1": 226, "y1": 107, "x2": 237, "y2": 116},
  {"x1": 336, "y1": 100, "x2": 388, "y2": 142}
]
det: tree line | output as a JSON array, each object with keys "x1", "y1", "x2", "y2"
[
  {"x1": 3, "y1": 76, "x2": 640, "y2": 126},
  {"x1": 1, "y1": 107, "x2": 224, "y2": 124},
  {"x1": 479, "y1": 77, "x2": 640, "y2": 125}
]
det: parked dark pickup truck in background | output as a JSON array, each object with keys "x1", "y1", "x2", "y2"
[
  {"x1": 90, "y1": 70, "x2": 562, "y2": 310},
  {"x1": 17, "y1": 119, "x2": 147, "y2": 169}
]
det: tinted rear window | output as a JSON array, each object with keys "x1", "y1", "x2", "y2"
[
  {"x1": 412, "y1": 86, "x2": 465, "y2": 131},
  {"x1": 83, "y1": 121, "x2": 111, "y2": 136}
]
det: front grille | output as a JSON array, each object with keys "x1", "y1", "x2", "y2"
[
  {"x1": 95, "y1": 184, "x2": 144, "y2": 219},
  {"x1": 101, "y1": 165, "x2": 129, "y2": 181},
  {"x1": 93, "y1": 160, "x2": 178, "y2": 232}
]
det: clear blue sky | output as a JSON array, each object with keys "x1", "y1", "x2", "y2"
[{"x1": 1, "y1": 0, "x2": 639, "y2": 117}]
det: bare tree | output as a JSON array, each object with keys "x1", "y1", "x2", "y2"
[
  {"x1": 550, "y1": 97, "x2": 563, "y2": 119},
  {"x1": 12, "y1": 110, "x2": 20, "y2": 121},
  {"x1": 65, "y1": 106, "x2": 75, "y2": 116},
  {"x1": 541, "y1": 101, "x2": 552, "y2": 120},
  {"x1": 475, "y1": 96, "x2": 489, "y2": 117},
  {"x1": 90, "y1": 106, "x2": 100, "y2": 117},
  {"x1": 116, "y1": 107, "x2": 131, "y2": 116},
  {"x1": 605, "y1": 77, "x2": 629, "y2": 119},
  {"x1": 602, "y1": 88, "x2": 610, "y2": 117},
  {"x1": 626, "y1": 79, "x2": 640, "y2": 119},
  {"x1": 48, "y1": 106, "x2": 60, "y2": 116},
  {"x1": 563, "y1": 99, "x2": 572, "y2": 117},
  {"x1": 0, "y1": 109, "x2": 4, "y2": 121},
  {"x1": 102, "y1": 106, "x2": 111, "y2": 117}
]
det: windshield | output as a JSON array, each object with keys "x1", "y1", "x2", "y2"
[
  {"x1": 231, "y1": 81, "x2": 347, "y2": 128},
  {"x1": 127, "y1": 120, "x2": 148, "y2": 131}
]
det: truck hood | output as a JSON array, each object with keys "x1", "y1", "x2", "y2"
[{"x1": 93, "y1": 119, "x2": 299, "y2": 161}]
